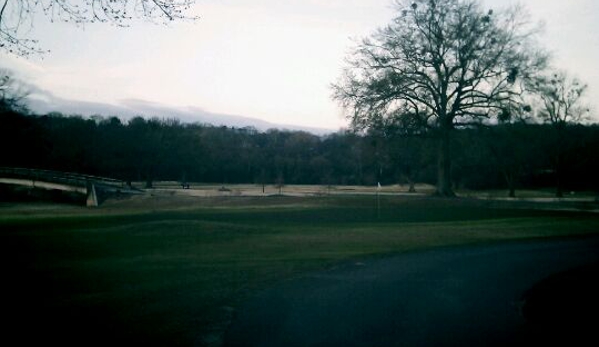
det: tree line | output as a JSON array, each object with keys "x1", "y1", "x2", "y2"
[{"x1": 1, "y1": 108, "x2": 598, "y2": 197}]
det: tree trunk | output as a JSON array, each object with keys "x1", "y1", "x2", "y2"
[
  {"x1": 408, "y1": 179, "x2": 416, "y2": 193},
  {"x1": 555, "y1": 124, "x2": 564, "y2": 198},
  {"x1": 555, "y1": 152, "x2": 563, "y2": 198},
  {"x1": 145, "y1": 171, "x2": 153, "y2": 189},
  {"x1": 436, "y1": 127, "x2": 455, "y2": 197},
  {"x1": 504, "y1": 171, "x2": 516, "y2": 198},
  {"x1": 402, "y1": 173, "x2": 417, "y2": 193},
  {"x1": 508, "y1": 185, "x2": 516, "y2": 198}
]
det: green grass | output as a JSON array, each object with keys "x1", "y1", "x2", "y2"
[{"x1": 1, "y1": 195, "x2": 598, "y2": 346}]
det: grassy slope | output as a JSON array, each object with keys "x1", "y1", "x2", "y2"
[{"x1": 1, "y1": 195, "x2": 598, "y2": 346}]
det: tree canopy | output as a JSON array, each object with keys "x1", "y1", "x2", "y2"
[
  {"x1": 0, "y1": 0, "x2": 199, "y2": 56},
  {"x1": 333, "y1": 0, "x2": 547, "y2": 196}
]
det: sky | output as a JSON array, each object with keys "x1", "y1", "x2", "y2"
[{"x1": 1, "y1": 0, "x2": 598, "y2": 130}]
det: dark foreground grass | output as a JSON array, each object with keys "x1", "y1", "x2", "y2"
[{"x1": 1, "y1": 195, "x2": 598, "y2": 346}]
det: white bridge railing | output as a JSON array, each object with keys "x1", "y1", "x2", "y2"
[
  {"x1": 0, "y1": 167, "x2": 125, "y2": 188},
  {"x1": 0, "y1": 167, "x2": 128, "y2": 206}
]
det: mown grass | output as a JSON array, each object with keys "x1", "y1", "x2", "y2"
[{"x1": 1, "y1": 195, "x2": 598, "y2": 346}]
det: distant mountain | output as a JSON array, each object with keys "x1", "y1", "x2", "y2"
[{"x1": 25, "y1": 92, "x2": 335, "y2": 135}]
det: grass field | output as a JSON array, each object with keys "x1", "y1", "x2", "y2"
[{"x1": 1, "y1": 194, "x2": 599, "y2": 346}]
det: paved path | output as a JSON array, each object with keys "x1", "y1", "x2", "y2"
[{"x1": 223, "y1": 237, "x2": 599, "y2": 347}]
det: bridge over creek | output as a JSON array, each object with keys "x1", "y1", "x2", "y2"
[{"x1": 0, "y1": 167, "x2": 135, "y2": 206}]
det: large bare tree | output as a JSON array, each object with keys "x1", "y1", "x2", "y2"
[
  {"x1": 333, "y1": 0, "x2": 547, "y2": 196},
  {"x1": 0, "y1": 0, "x2": 198, "y2": 56}
]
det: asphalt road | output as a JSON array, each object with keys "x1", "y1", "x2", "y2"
[{"x1": 223, "y1": 237, "x2": 599, "y2": 347}]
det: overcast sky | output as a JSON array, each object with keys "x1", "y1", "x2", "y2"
[{"x1": 1, "y1": 0, "x2": 598, "y2": 129}]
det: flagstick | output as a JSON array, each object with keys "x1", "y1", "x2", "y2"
[{"x1": 376, "y1": 182, "x2": 381, "y2": 219}]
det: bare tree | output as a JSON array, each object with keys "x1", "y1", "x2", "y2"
[
  {"x1": 332, "y1": 0, "x2": 547, "y2": 196},
  {"x1": 0, "y1": 69, "x2": 28, "y2": 112},
  {"x1": 0, "y1": 0, "x2": 199, "y2": 56},
  {"x1": 532, "y1": 70, "x2": 589, "y2": 126},
  {"x1": 530, "y1": 70, "x2": 589, "y2": 197}
]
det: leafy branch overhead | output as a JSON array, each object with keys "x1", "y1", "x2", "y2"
[{"x1": 0, "y1": 0, "x2": 199, "y2": 56}]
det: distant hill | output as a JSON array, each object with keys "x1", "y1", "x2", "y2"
[{"x1": 26, "y1": 92, "x2": 335, "y2": 135}]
